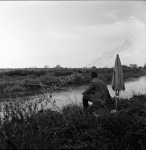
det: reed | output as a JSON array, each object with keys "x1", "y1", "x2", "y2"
[{"x1": 0, "y1": 93, "x2": 146, "y2": 149}]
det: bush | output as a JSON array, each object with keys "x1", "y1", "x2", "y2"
[
  {"x1": 1, "y1": 69, "x2": 46, "y2": 77},
  {"x1": 54, "y1": 71, "x2": 74, "y2": 77},
  {"x1": 0, "y1": 94, "x2": 146, "y2": 149}
]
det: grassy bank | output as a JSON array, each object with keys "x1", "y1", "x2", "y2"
[
  {"x1": 0, "y1": 67, "x2": 145, "y2": 96},
  {"x1": 0, "y1": 94, "x2": 146, "y2": 149}
]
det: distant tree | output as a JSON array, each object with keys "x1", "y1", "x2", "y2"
[
  {"x1": 133, "y1": 64, "x2": 138, "y2": 68},
  {"x1": 92, "y1": 66, "x2": 96, "y2": 69},
  {"x1": 129, "y1": 64, "x2": 138, "y2": 68},
  {"x1": 55, "y1": 64, "x2": 61, "y2": 68},
  {"x1": 31, "y1": 66, "x2": 36, "y2": 68},
  {"x1": 129, "y1": 64, "x2": 133, "y2": 68},
  {"x1": 144, "y1": 62, "x2": 146, "y2": 69},
  {"x1": 104, "y1": 66, "x2": 108, "y2": 68},
  {"x1": 44, "y1": 65, "x2": 49, "y2": 68}
]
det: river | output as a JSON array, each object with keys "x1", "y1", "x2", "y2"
[
  {"x1": 49, "y1": 76, "x2": 146, "y2": 109},
  {"x1": 0, "y1": 76, "x2": 146, "y2": 117}
]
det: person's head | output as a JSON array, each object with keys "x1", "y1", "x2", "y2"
[{"x1": 91, "y1": 72, "x2": 98, "y2": 79}]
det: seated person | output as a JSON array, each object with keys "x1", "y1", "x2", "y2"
[{"x1": 82, "y1": 72, "x2": 112, "y2": 109}]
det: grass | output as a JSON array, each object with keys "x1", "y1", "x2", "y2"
[
  {"x1": 0, "y1": 93, "x2": 146, "y2": 149},
  {"x1": 0, "y1": 67, "x2": 145, "y2": 96}
]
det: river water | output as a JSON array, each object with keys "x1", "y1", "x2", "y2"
[
  {"x1": 49, "y1": 76, "x2": 146, "y2": 109},
  {"x1": 0, "y1": 76, "x2": 146, "y2": 118}
]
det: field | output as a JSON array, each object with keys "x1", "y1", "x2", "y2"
[
  {"x1": 0, "y1": 67, "x2": 145, "y2": 99},
  {"x1": 0, "y1": 94, "x2": 146, "y2": 149}
]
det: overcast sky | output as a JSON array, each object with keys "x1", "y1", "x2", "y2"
[{"x1": 0, "y1": 1, "x2": 145, "y2": 68}]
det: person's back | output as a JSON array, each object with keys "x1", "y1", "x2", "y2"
[
  {"x1": 82, "y1": 72, "x2": 112, "y2": 108},
  {"x1": 92, "y1": 77, "x2": 112, "y2": 103}
]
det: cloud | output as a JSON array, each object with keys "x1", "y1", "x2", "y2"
[
  {"x1": 77, "y1": 16, "x2": 146, "y2": 37},
  {"x1": 42, "y1": 15, "x2": 146, "y2": 67},
  {"x1": 106, "y1": 10, "x2": 120, "y2": 20},
  {"x1": 43, "y1": 30, "x2": 81, "y2": 41},
  {"x1": 0, "y1": 1, "x2": 145, "y2": 68}
]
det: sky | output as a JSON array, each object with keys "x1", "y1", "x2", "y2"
[{"x1": 0, "y1": 1, "x2": 145, "y2": 68}]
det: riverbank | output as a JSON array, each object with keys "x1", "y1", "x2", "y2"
[
  {"x1": 0, "y1": 67, "x2": 145, "y2": 98},
  {"x1": 0, "y1": 94, "x2": 146, "y2": 149}
]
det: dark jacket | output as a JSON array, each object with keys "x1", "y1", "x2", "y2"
[{"x1": 83, "y1": 77, "x2": 112, "y2": 103}]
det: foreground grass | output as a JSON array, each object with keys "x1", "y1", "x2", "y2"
[{"x1": 0, "y1": 94, "x2": 146, "y2": 149}]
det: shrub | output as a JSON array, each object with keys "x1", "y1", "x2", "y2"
[
  {"x1": 1, "y1": 69, "x2": 46, "y2": 77},
  {"x1": 0, "y1": 94, "x2": 146, "y2": 149},
  {"x1": 54, "y1": 71, "x2": 73, "y2": 77}
]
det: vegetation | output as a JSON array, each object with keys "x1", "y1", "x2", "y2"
[
  {"x1": 0, "y1": 67, "x2": 145, "y2": 97},
  {"x1": 0, "y1": 94, "x2": 146, "y2": 149},
  {"x1": 144, "y1": 62, "x2": 146, "y2": 69}
]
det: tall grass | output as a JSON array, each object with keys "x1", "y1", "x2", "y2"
[{"x1": 0, "y1": 93, "x2": 146, "y2": 149}]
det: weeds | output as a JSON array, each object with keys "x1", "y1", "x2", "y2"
[{"x1": 0, "y1": 93, "x2": 146, "y2": 149}]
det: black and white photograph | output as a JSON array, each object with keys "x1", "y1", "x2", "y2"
[{"x1": 0, "y1": 0, "x2": 146, "y2": 149}]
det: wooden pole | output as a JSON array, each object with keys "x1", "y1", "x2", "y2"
[
  {"x1": 115, "y1": 91, "x2": 117, "y2": 111},
  {"x1": 115, "y1": 90, "x2": 119, "y2": 111}
]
